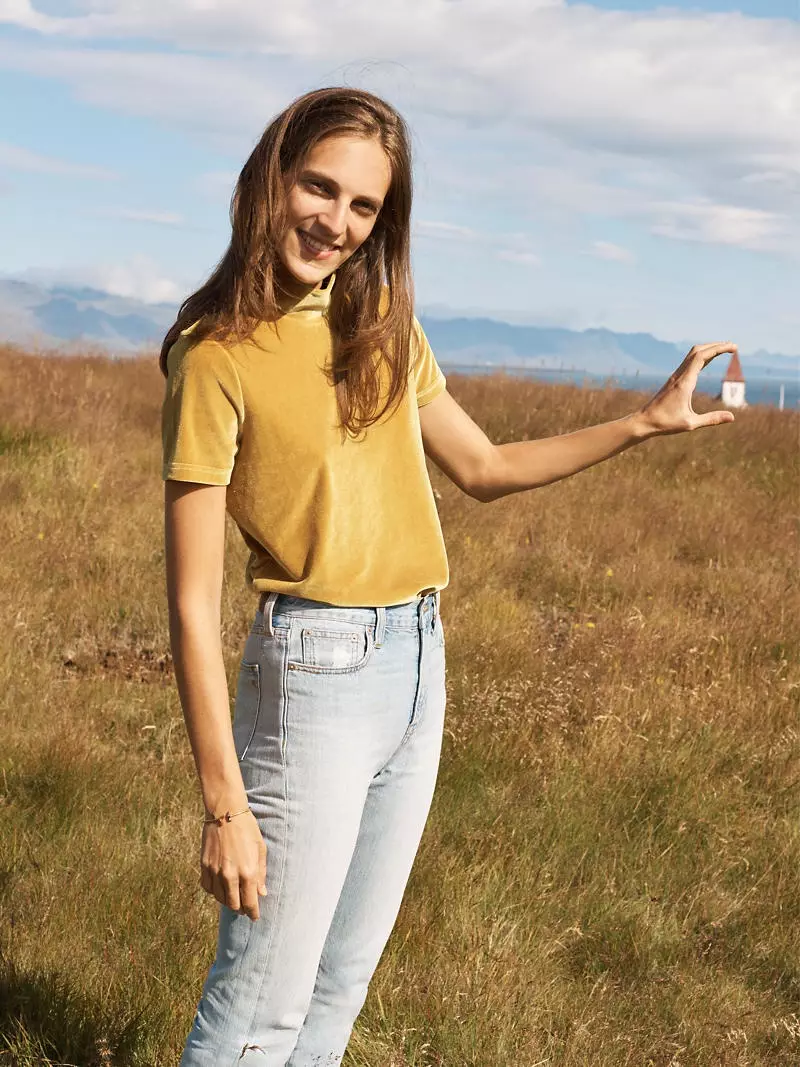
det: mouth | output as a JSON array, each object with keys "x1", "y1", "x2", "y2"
[{"x1": 297, "y1": 228, "x2": 341, "y2": 257}]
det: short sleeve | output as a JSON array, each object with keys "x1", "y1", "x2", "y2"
[
  {"x1": 412, "y1": 317, "x2": 446, "y2": 407},
  {"x1": 161, "y1": 334, "x2": 244, "y2": 485}
]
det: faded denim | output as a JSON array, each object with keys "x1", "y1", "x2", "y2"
[{"x1": 179, "y1": 590, "x2": 446, "y2": 1067}]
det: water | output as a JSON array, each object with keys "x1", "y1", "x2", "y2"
[{"x1": 440, "y1": 364, "x2": 800, "y2": 411}]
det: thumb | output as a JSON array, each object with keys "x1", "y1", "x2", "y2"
[{"x1": 695, "y1": 410, "x2": 735, "y2": 429}]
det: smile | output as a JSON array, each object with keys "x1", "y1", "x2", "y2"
[{"x1": 298, "y1": 229, "x2": 340, "y2": 255}]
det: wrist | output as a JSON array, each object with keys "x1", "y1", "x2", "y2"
[
  {"x1": 203, "y1": 804, "x2": 252, "y2": 826},
  {"x1": 624, "y1": 410, "x2": 660, "y2": 442},
  {"x1": 201, "y1": 782, "x2": 249, "y2": 820}
]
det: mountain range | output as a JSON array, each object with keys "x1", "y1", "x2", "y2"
[{"x1": 1, "y1": 277, "x2": 797, "y2": 382}]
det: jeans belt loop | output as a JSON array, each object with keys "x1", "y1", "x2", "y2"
[
  {"x1": 261, "y1": 591, "x2": 278, "y2": 637},
  {"x1": 374, "y1": 606, "x2": 386, "y2": 648}
]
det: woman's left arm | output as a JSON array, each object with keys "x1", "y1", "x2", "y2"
[{"x1": 419, "y1": 342, "x2": 737, "y2": 503}]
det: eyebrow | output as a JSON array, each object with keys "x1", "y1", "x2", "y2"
[{"x1": 300, "y1": 168, "x2": 384, "y2": 212}]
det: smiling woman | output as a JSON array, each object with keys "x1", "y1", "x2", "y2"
[
  {"x1": 160, "y1": 88, "x2": 417, "y2": 437},
  {"x1": 280, "y1": 137, "x2": 391, "y2": 282},
  {"x1": 158, "y1": 85, "x2": 737, "y2": 1067},
  {"x1": 159, "y1": 88, "x2": 452, "y2": 1067}
]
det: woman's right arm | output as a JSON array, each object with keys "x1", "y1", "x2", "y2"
[{"x1": 164, "y1": 480, "x2": 267, "y2": 921}]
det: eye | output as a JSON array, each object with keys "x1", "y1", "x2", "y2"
[
  {"x1": 305, "y1": 179, "x2": 331, "y2": 196},
  {"x1": 354, "y1": 201, "x2": 378, "y2": 216}
]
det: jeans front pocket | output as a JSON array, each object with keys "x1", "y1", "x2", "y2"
[
  {"x1": 233, "y1": 660, "x2": 262, "y2": 761},
  {"x1": 286, "y1": 619, "x2": 374, "y2": 675}
]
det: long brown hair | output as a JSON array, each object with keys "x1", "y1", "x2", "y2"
[{"x1": 159, "y1": 87, "x2": 415, "y2": 435}]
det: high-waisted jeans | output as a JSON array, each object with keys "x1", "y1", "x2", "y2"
[{"x1": 179, "y1": 589, "x2": 446, "y2": 1067}]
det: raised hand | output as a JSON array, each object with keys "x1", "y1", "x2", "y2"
[{"x1": 636, "y1": 342, "x2": 738, "y2": 436}]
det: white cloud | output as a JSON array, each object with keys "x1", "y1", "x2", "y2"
[
  {"x1": 1, "y1": 4, "x2": 797, "y2": 163},
  {"x1": 1, "y1": 1, "x2": 798, "y2": 257},
  {"x1": 0, "y1": 140, "x2": 117, "y2": 178},
  {"x1": 0, "y1": 1, "x2": 565, "y2": 44},
  {"x1": 414, "y1": 220, "x2": 479, "y2": 242},
  {"x1": 18, "y1": 255, "x2": 184, "y2": 303},
  {"x1": 0, "y1": 0, "x2": 52, "y2": 32},
  {"x1": 0, "y1": 42, "x2": 283, "y2": 141},
  {"x1": 100, "y1": 255, "x2": 183, "y2": 303},
  {"x1": 740, "y1": 169, "x2": 800, "y2": 191},
  {"x1": 94, "y1": 207, "x2": 185, "y2": 225},
  {"x1": 511, "y1": 145, "x2": 799, "y2": 257},
  {"x1": 650, "y1": 199, "x2": 783, "y2": 251},
  {"x1": 414, "y1": 218, "x2": 542, "y2": 265},
  {"x1": 2, "y1": 1, "x2": 797, "y2": 168},
  {"x1": 587, "y1": 241, "x2": 636, "y2": 264},
  {"x1": 496, "y1": 249, "x2": 541, "y2": 267}
]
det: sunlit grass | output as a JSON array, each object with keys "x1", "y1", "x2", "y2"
[{"x1": 1, "y1": 344, "x2": 798, "y2": 1065}]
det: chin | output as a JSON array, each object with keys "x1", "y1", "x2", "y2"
[{"x1": 281, "y1": 253, "x2": 334, "y2": 287}]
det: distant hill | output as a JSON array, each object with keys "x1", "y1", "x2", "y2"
[
  {"x1": 419, "y1": 317, "x2": 687, "y2": 376},
  {"x1": 0, "y1": 279, "x2": 176, "y2": 354},
  {"x1": 0, "y1": 277, "x2": 797, "y2": 381}
]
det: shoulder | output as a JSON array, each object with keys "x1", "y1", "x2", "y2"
[
  {"x1": 410, "y1": 314, "x2": 432, "y2": 361},
  {"x1": 165, "y1": 324, "x2": 237, "y2": 381}
]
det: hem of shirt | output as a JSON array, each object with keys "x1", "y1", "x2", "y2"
[
  {"x1": 162, "y1": 463, "x2": 231, "y2": 486},
  {"x1": 248, "y1": 578, "x2": 449, "y2": 608},
  {"x1": 417, "y1": 373, "x2": 447, "y2": 407}
]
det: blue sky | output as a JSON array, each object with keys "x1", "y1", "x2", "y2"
[{"x1": 1, "y1": 0, "x2": 798, "y2": 354}]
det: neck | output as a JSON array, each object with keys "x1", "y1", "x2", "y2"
[{"x1": 274, "y1": 264, "x2": 327, "y2": 303}]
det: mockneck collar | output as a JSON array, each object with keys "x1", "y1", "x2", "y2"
[{"x1": 276, "y1": 271, "x2": 336, "y2": 315}]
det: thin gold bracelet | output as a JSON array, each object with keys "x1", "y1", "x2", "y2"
[{"x1": 202, "y1": 806, "x2": 251, "y2": 827}]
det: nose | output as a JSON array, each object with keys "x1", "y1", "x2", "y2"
[{"x1": 317, "y1": 197, "x2": 348, "y2": 238}]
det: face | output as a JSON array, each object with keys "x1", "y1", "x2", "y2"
[{"x1": 278, "y1": 133, "x2": 393, "y2": 289}]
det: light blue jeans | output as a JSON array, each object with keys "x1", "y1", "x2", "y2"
[{"x1": 180, "y1": 590, "x2": 446, "y2": 1066}]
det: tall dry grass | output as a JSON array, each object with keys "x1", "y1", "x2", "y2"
[{"x1": 0, "y1": 343, "x2": 798, "y2": 1066}]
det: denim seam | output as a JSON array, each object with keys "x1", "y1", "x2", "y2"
[
  {"x1": 237, "y1": 662, "x2": 262, "y2": 763},
  {"x1": 234, "y1": 635, "x2": 291, "y2": 1066},
  {"x1": 398, "y1": 616, "x2": 427, "y2": 748},
  {"x1": 208, "y1": 920, "x2": 257, "y2": 1067}
]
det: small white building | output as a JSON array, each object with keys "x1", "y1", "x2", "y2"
[{"x1": 721, "y1": 351, "x2": 747, "y2": 408}]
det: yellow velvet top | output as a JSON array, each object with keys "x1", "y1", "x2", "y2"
[{"x1": 161, "y1": 274, "x2": 449, "y2": 606}]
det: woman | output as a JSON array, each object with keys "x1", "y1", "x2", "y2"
[{"x1": 160, "y1": 87, "x2": 735, "y2": 1066}]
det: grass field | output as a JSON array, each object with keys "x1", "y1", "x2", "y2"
[{"x1": 1, "y1": 343, "x2": 798, "y2": 1066}]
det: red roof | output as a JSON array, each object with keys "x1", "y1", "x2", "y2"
[{"x1": 723, "y1": 351, "x2": 745, "y2": 383}]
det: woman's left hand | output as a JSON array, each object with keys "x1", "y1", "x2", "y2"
[{"x1": 635, "y1": 342, "x2": 738, "y2": 437}]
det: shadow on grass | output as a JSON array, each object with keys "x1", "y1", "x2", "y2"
[{"x1": 0, "y1": 953, "x2": 145, "y2": 1066}]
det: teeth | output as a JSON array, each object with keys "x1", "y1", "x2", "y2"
[{"x1": 300, "y1": 230, "x2": 336, "y2": 252}]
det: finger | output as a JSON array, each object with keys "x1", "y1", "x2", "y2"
[
  {"x1": 221, "y1": 871, "x2": 241, "y2": 913},
  {"x1": 692, "y1": 342, "x2": 738, "y2": 367},
  {"x1": 200, "y1": 866, "x2": 214, "y2": 895},
  {"x1": 693, "y1": 409, "x2": 736, "y2": 429},
  {"x1": 211, "y1": 871, "x2": 228, "y2": 908},
  {"x1": 212, "y1": 870, "x2": 240, "y2": 912},
  {"x1": 239, "y1": 878, "x2": 261, "y2": 922}
]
